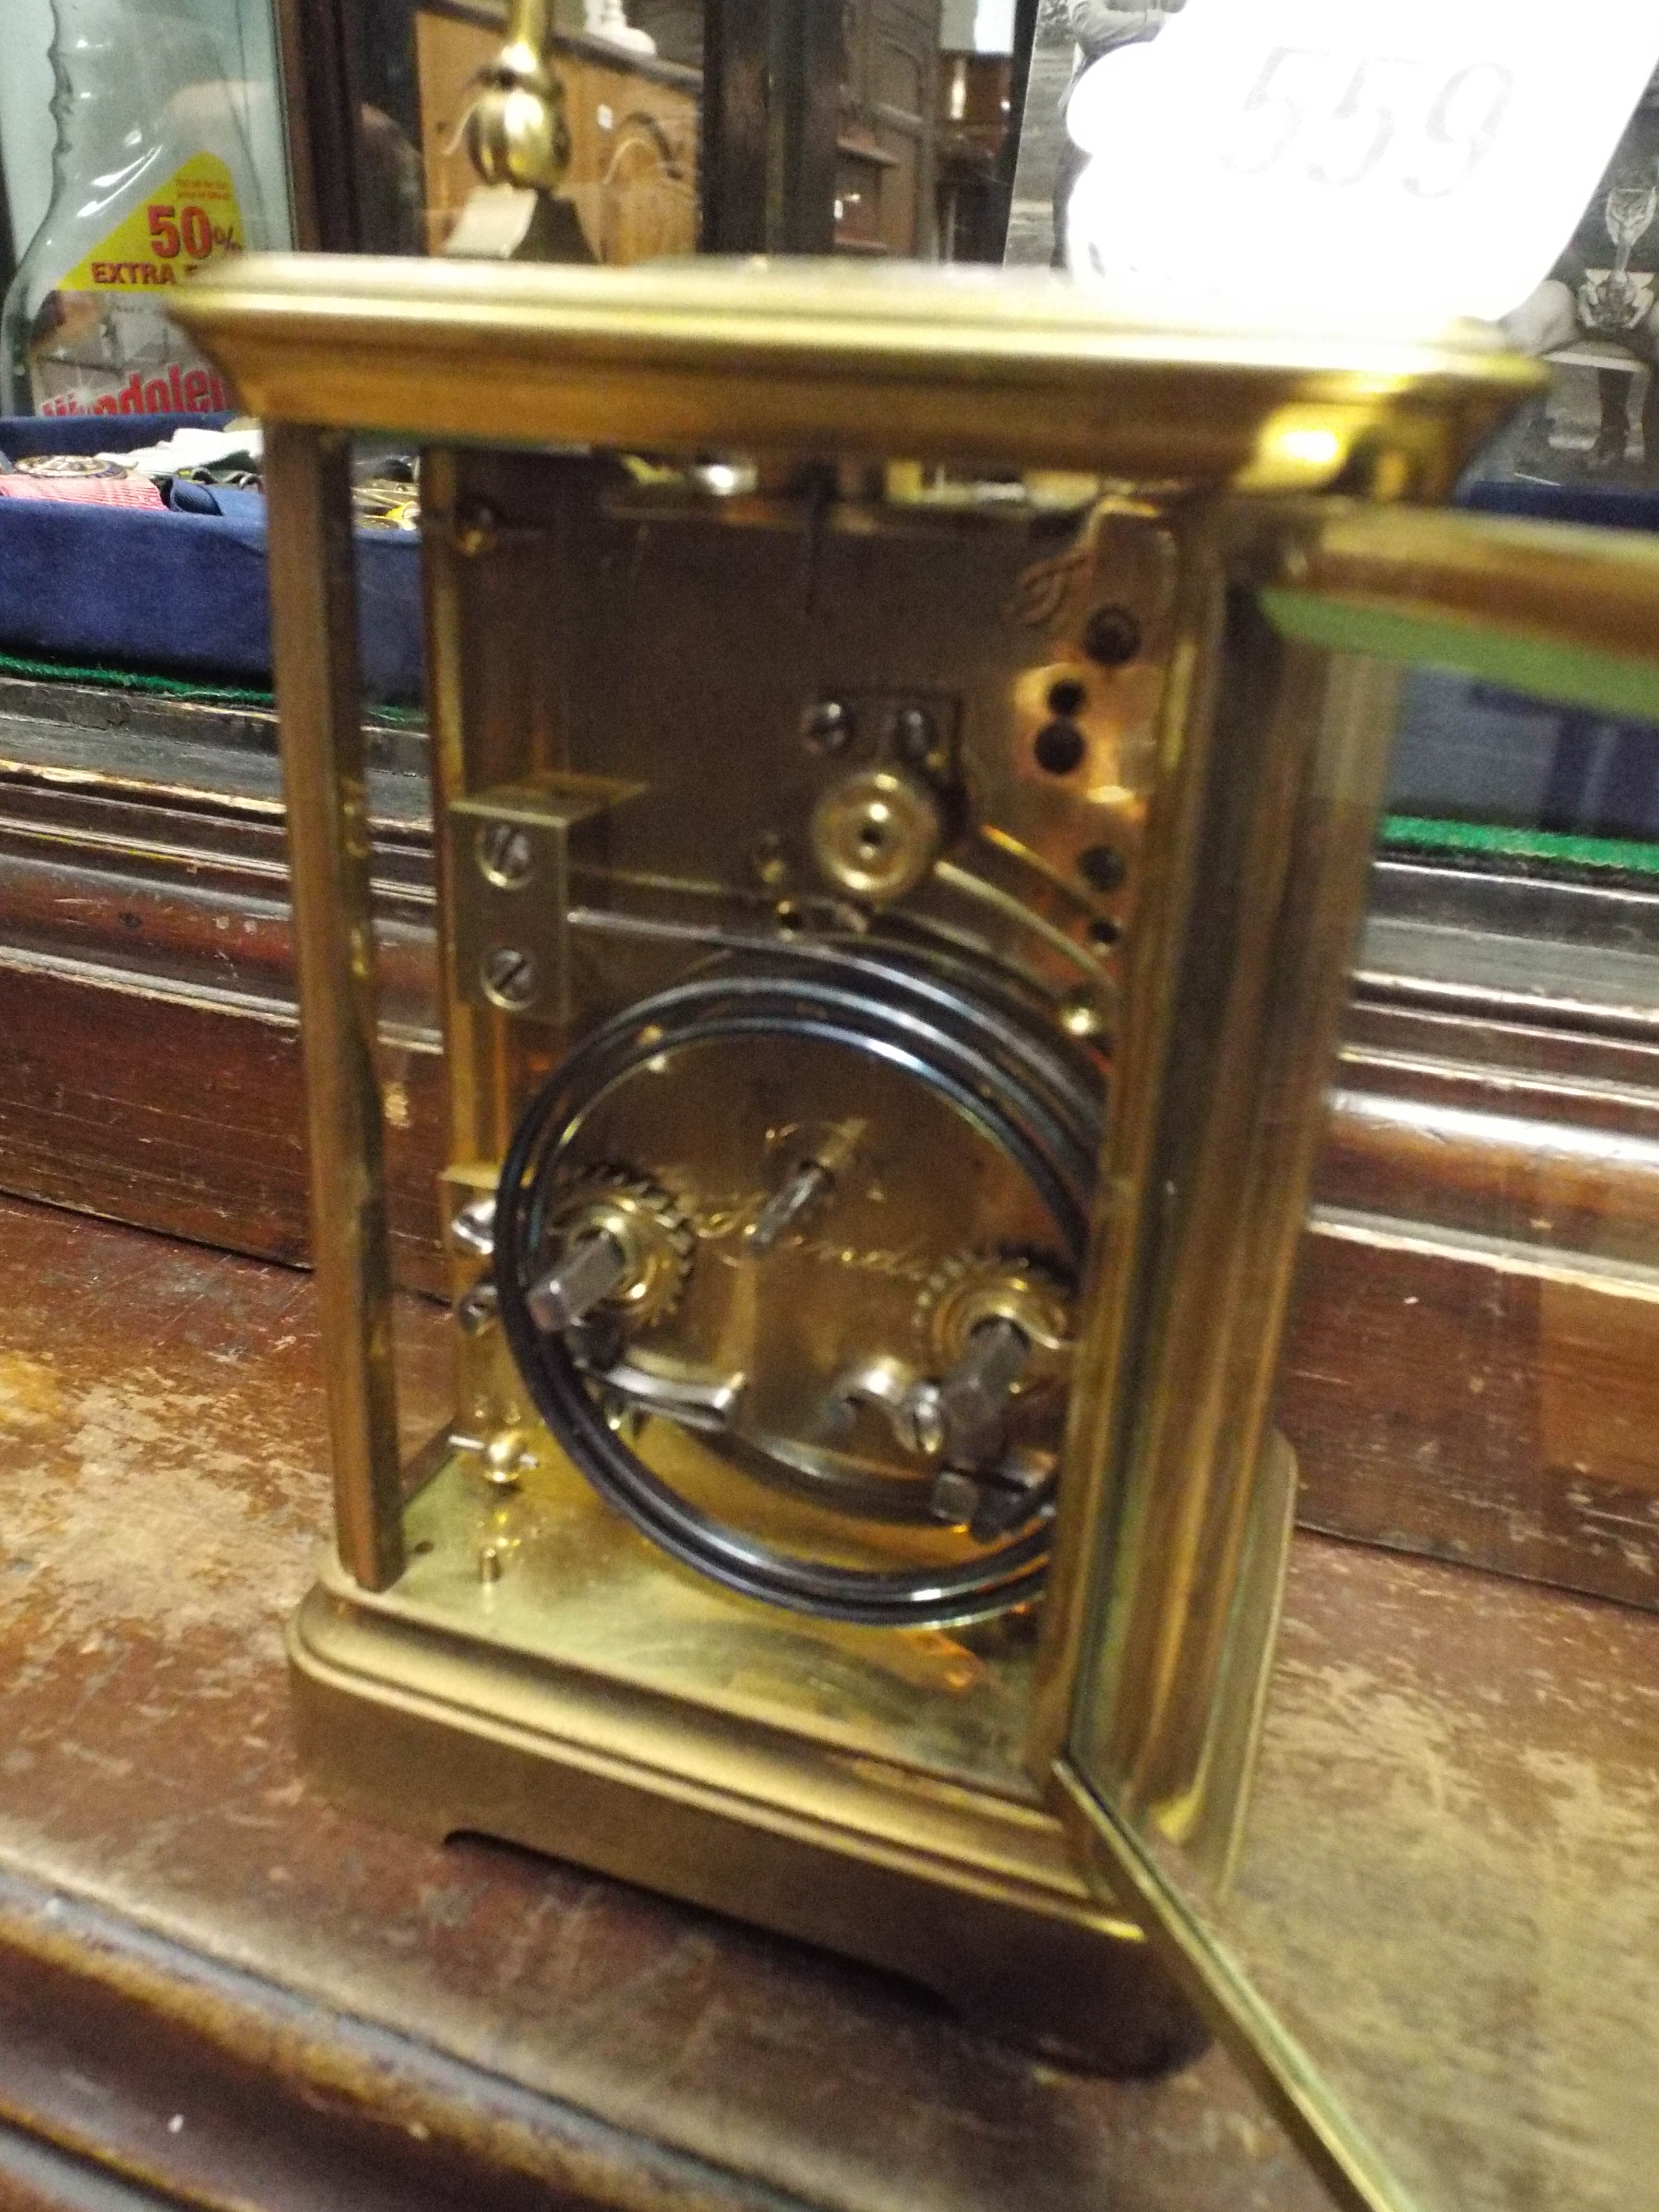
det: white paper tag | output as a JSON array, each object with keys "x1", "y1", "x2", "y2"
[{"x1": 1064, "y1": 0, "x2": 1659, "y2": 329}]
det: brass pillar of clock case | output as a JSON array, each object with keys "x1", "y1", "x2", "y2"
[{"x1": 174, "y1": 255, "x2": 1605, "y2": 2087}]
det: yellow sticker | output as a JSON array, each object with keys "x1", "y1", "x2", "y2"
[{"x1": 58, "y1": 151, "x2": 246, "y2": 295}]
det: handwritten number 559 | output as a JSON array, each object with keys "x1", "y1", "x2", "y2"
[{"x1": 1225, "y1": 48, "x2": 1515, "y2": 200}]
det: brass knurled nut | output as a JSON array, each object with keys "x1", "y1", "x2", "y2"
[
  {"x1": 915, "y1": 1250, "x2": 1074, "y2": 1390},
  {"x1": 810, "y1": 766, "x2": 945, "y2": 902},
  {"x1": 544, "y1": 1168, "x2": 696, "y2": 1330}
]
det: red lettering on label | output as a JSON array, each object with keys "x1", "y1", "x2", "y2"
[
  {"x1": 147, "y1": 204, "x2": 181, "y2": 260},
  {"x1": 92, "y1": 395, "x2": 119, "y2": 414},
  {"x1": 209, "y1": 373, "x2": 227, "y2": 411},
  {"x1": 144, "y1": 377, "x2": 172, "y2": 413},
  {"x1": 180, "y1": 204, "x2": 213, "y2": 259},
  {"x1": 117, "y1": 371, "x2": 144, "y2": 415},
  {"x1": 168, "y1": 365, "x2": 184, "y2": 411},
  {"x1": 181, "y1": 369, "x2": 211, "y2": 412}
]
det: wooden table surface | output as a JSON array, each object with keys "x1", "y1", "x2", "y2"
[
  {"x1": 6, "y1": 1189, "x2": 1656, "y2": 2212},
  {"x1": 0, "y1": 1191, "x2": 1333, "y2": 2212}
]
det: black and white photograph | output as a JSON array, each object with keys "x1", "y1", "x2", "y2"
[
  {"x1": 1006, "y1": 0, "x2": 1185, "y2": 267},
  {"x1": 1501, "y1": 66, "x2": 1659, "y2": 485},
  {"x1": 1010, "y1": 3, "x2": 1659, "y2": 487}
]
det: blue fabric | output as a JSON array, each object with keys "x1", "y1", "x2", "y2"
[
  {"x1": 165, "y1": 477, "x2": 225, "y2": 514},
  {"x1": 1388, "y1": 458, "x2": 1659, "y2": 842},
  {"x1": 1, "y1": 411, "x2": 226, "y2": 457},
  {"x1": 0, "y1": 413, "x2": 423, "y2": 701},
  {"x1": 1460, "y1": 477, "x2": 1659, "y2": 533}
]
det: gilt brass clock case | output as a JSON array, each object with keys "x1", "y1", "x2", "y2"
[{"x1": 174, "y1": 254, "x2": 1659, "y2": 2158}]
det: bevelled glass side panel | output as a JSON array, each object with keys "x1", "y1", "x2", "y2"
[{"x1": 1067, "y1": 613, "x2": 1659, "y2": 2211}]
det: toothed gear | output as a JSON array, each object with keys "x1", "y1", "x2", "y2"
[
  {"x1": 540, "y1": 1166, "x2": 697, "y2": 1331},
  {"x1": 914, "y1": 1248, "x2": 1074, "y2": 1388}
]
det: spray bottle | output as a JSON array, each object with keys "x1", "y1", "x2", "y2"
[{"x1": 1, "y1": 0, "x2": 272, "y2": 416}]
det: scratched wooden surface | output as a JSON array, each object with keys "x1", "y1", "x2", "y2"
[
  {"x1": 1221, "y1": 1542, "x2": 1659, "y2": 2212},
  {"x1": 0, "y1": 1190, "x2": 1330, "y2": 2212},
  {"x1": 3, "y1": 1193, "x2": 1655, "y2": 2212}
]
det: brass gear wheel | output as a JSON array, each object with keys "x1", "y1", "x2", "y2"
[
  {"x1": 914, "y1": 1248, "x2": 1075, "y2": 1390},
  {"x1": 540, "y1": 1165, "x2": 697, "y2": 1331}
]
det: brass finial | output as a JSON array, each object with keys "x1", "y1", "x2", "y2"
[{"x1": 463, "y1": 0, "x2": 571, "y2": 194}]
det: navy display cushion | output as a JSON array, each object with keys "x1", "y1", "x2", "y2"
[
  {"x1": 0, "y1": 413, "x2": 423, "y2": 702},
  {"x1": 1461, "y1": 475, "x2": 1659, "y2": 532},
  {"x1": 1382, "y1": 464, "x2": 1659, "y2": 841}
]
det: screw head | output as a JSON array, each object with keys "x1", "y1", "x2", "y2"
[
  {"x1": 481, "y1": 945, "x2": 536, "y2": 1010},
  {"x1": 455, "y1": 502, "x2": 499, "y2": 559},
  {"x1": 456, "y1": 1281, "x2": 499, "y2": 1336},
  {"x1": 483, "y1": 1426, "x2": 529, "y2": 1488},
  {"x1": 890, "y1": 704, "x2": 938, "y2": 768},
  {"x1": 449, "y1": 1194, "x2": 497, "y2": 1257},
  {"x1": 802, "y1": 698, "x2": 854, "y2": 755},
  {"x1": 930, "y1": 1470, "x2": 982, "y2": 1526},
  {"x1": 1082, "y1": 605, "x2": 1142, "y2": 667},
  {"x1": 751, "y1": 832, "x2": 792, "y2": 890},
  {"x1": 476, "y1": 820, "x2": 534, "y2": 889},
  {"x1": 1059, "y1": 984, "x2": 1110, "y2": 1040}
]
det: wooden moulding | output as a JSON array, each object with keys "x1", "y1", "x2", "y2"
[
  {"x1": 0, "y1": 675, "x2": 446, "y2": 1297},
  {"x1": 1, "y1": 676, "x2": 1657, "y2": 1613}
]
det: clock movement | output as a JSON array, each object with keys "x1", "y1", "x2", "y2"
[{"x1": 175, "y1": 252, "x2": 1588, "y2": 2082}]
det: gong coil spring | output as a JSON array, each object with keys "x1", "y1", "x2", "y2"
[{"x1": 493, "y1": 940, "x2": 1103, "y2": 1627}]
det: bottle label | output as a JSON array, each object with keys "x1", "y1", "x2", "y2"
[
  {"x1": 29, "y1": 152, "x2": 245, "y2": 417},
  {"x1": 58, "y1": 152, "x2": 247, "y2": 295}
]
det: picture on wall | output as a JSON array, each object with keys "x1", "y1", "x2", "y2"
[{"x1": 1504, "y1": 71, "x2": 1659, "y2": 485}]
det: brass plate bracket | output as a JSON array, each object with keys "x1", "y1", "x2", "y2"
[{"x1": 449, "y1": 774, "x2": 644, "y2": 1026}]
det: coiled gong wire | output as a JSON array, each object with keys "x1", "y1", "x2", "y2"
[{"x1": 493, "y1": 940, "x2": 1103, "y2": 1627}]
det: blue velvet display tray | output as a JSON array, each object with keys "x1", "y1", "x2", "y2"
[
  {"x1": 0, "y1": 413, "x2": 422, "y2": 703},
  {"x1": 1, "y1": 412, "x2": 1652, "y2": 835},
  {"x1": 1389, "y1": 469, "x2": 1659, "y2": 846}
]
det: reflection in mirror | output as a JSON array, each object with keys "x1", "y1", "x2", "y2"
[
  {"x1": 329, "y1": 0, "x2": 705, "y2": 261},
  {"x1": 309, "y1": 0, "x2": 1039, "y2": 265},
  {"x1": 0, "y1": 0, "x2": 293, "y2": 412}
]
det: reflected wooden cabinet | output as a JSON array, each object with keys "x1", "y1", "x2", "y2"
[
  {"x1": 413, "y1": 5, "x2": 699, "y2": 261},
  {"x1": 936, "y1": 51, "x2": 1014, "y2": 261},
  {"x1": 837, "y1": 0, "x2": 941, "y2": 257}
]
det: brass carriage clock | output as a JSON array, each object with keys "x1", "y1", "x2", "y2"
[{"x1": 175, "y1": 249, "x2": 1659, "y2": 2109}]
